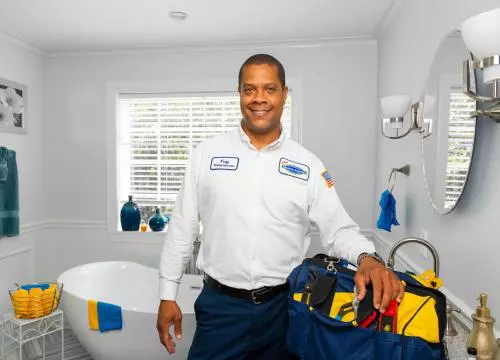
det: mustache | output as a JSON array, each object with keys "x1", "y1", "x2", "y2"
[
  {"x1": 247, "y1": 99, "x2": 269, "y2": 105},
  {"x1": 248, "y1": 103, "x2": 271, "y2": 110}
]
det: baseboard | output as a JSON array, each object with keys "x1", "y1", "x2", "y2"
[{"x1": 365, "y1": 229, "x2": 475, "y2": 332}]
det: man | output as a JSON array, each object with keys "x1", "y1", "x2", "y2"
[{"x1": 157, "y1": 54, "x2": 404, "y2": 359}]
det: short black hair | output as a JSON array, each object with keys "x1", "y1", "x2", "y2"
[{"x1": 238, "y1": 54, "x2": 286, "y2": 89}]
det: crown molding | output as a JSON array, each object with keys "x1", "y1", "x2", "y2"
[
  {"x1": 373, "y1": 0, "x2": 403, "y2": 40},
  {"x1": 0, "y1": 25, "x2": 378, "y2": 58},
  {"x1": 47, "y1": 36, "x2": 376, "y2": 58},
  {"x1": 0, "y1": 27, "x2": 45, "y2": 56}
]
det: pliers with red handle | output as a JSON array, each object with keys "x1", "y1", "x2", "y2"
[{"x1": 378, "y1": 300, "x2": 398, "y2": 333}]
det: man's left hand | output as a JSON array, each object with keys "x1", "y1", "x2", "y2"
[{"x1": 354, "y1": 257, "x2": 405, "y2": 313}]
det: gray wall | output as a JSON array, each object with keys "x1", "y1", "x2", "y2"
[
  {"x1": 36, "y1": 40, "x2": 378, "y2": 281},
  {"x1": 376, "y1": 0, "x2": 500, "y2": 326},
  {"x1": 0, "y1": 33, "x2": 44, "y2": 313}
]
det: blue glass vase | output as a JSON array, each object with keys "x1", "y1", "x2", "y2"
[
  {"x1": 120, "y1": 195, "x2": 141, "y2": 231},
  {"x1": 149, "y1": 208, "x2": 167, "y2": 232}
]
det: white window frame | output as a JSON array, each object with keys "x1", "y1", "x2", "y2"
[{"x1": 106, "y1": 78, "x2": 303, "y2": 241}]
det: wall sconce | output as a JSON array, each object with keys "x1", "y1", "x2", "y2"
[
  {"x1": 381, "y1": 95, "x2": 427, "y2": 139},
  {"x1": 421, "y1": 94, "x2": 435, "y2": 137},
  {"x1": 461, "y1": 7, "x2": 500, "y2": 121}
]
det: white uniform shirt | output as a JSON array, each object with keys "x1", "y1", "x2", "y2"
[{"x1": 159, "y1": 125, "x2": 375, "y2": 300}]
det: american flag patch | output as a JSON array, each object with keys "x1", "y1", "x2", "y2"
[{"x1": 321, "y1": 170, "x2": 334, "y2": 188}]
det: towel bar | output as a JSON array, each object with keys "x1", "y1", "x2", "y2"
[{"x1": 388, "y1": 165, "x2": 410, "y2": 193}]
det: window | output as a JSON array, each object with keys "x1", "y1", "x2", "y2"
[
  {"x1": 444, "y1": 90, "x2": 475, "y2": 209},
  {"x1": 117, "y1": 92, "x2": 293, "y2": 225}
]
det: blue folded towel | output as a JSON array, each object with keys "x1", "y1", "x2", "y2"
[
  {"x1": 376, "y1": 189, "x2": 399, "y2": 232},
  {"x1": 96, "y1": 301, "x2": 122, "y2": 332},
  {"x1": 21, "y1": 283, "x2": 50, "y2": 291},
  {"x1": 0, "y1": 147, "x2": 19, "y2": 237}
]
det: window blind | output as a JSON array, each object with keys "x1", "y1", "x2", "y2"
[
  {"x1": 118, "y1": 93, "x2": 292, "y2": 221},
  {"x1": 444, "y1": 91, "x2": 476, "y2": 209}
]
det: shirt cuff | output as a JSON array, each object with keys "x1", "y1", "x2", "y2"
[
  {"x1": 350, "y1": 242, "x2": 376, "y2": 266},
  {"x1": 159, "y1": 278, "x2": 180, "y2": 301}
]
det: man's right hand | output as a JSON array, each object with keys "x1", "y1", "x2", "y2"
[{"x1": 157, "y1": 300, "x2": 183, "y2": 354}]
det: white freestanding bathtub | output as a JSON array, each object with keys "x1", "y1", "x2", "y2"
[{"x1": 57, "y1": 261, "x2": 203, "y2": 360}]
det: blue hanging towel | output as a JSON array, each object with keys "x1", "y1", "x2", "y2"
[
  {"x1": 376, "y1": 189, "x2": 399, "y2": 232},
  {"x1": 0, "y1": 147, "x2": 19, "y2": 237}
]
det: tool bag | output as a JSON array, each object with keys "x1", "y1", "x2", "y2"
[{"x1": 286, "y1": 254, "x2": 446, "y2": 360}]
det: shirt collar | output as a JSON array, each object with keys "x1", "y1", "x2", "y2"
[{"x1": 238, "y1": 121, "x2": 285, "y2": 151}]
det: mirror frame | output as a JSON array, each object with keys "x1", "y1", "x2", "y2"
[{"x1": 420, "y1": 34, "x2": 478, "y2": 215}]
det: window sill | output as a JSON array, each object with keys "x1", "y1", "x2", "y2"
[{"x1": 107, "y1": 228, "x2": 168, "y2": 244}]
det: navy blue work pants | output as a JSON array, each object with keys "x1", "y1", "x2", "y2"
[{"x1": 187, "y1": 283, "x2": 297, "y2": 360}]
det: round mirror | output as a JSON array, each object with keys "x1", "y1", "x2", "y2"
[{"x1": 421, "y1": 30, "x2": 478, "y2": 214}]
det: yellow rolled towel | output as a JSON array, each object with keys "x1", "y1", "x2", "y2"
[
  {"x1": 29, "y1": 288, "x2": 44, "y2": 318},
  {"x1": 53, "y1": 284, "x2": 61, "y2": 310},
  {"x1": 42, "y1": 287, "x2": 57, "y2": 315},
  {"x1": 11, "y1": 289, "x2": 29, "y2": 318}
]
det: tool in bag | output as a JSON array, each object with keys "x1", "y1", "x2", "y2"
[
  {"x1": 413, "y1": 270, "x2": 443, "y2": 289},
  {"x1": 286, "y1": 254, "x2": 447, "y2": 360},
  {"x1": 379, "y1": 300, "x2": 398, "y2": 333}
]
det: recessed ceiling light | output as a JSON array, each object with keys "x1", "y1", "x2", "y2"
[{"x1": 169, "y1": 11, "x2": 188, "y2": 21}]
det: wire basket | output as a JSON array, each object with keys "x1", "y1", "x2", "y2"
[{"x1": 8, "y1": 282, "x2": 63, "y2": 319}]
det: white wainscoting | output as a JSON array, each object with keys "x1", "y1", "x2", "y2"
[
  {"x1": 0, "y1": 245, "x2": 34, "y2": 314},
  {"x1": 4, "y1": 222, "x2": 477, "y2": 332}
]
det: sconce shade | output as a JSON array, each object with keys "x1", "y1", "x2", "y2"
[
  {"x1": 423, "y1": 95, "x2": 436, "y2": 118},
  {"x1": 380, "y1": 95, "x2": 411, "y2": 118},
  {"x1": 389, "y1": 117, "x2": 403, "y2": 129},
  {"x1": 461, "y1": 8, "x2": 500, "y2": 84},
  {"x1": 422, "y1": 118, "x2": 432, "y2": 134},
  {"x1": 380, "y1": 97, "x2": 423, "y2": 139}
]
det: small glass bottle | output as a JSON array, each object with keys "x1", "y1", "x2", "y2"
[{"x1": 140, "y1": 220, "x2": 148, "y2": 232}]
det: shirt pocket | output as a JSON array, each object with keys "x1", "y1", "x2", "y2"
[{"x1": 265, "y1": 171, "x2": 309, "y2": 214}]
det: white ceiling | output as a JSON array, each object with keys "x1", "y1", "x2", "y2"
[{"x1": 0, "y1": 0, "x2": 395, "y2": 54}]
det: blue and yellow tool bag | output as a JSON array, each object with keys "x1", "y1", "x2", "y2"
[{"x1": 287, "y1": 254, "x2": 446, "y2": 360}]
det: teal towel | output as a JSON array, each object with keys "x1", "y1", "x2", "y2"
[
  {"x1": 97, "y1": 301, "x2": 122, "y2": 332},
  {"x1": 0, "y1": 147, "x2": 19, "y2": 237}
]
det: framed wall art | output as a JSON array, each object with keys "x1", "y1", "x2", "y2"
[{"x1": 0, "y1": 77, "x2": 26, "y2": 134}]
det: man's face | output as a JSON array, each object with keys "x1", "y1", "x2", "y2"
[{"x1": 239, "y1": 64, "x2": 288, "y2": 135}]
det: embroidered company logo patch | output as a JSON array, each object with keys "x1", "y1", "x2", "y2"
[
  {"x1": 210, "y1": 157, "x2": 239, "y2": 171},
  {"x1": 321, "y1": 170, "x2": 334, "y2": 188},
  {"x1": 279, "y1": 158, "x2": 310, "y2": 181}
]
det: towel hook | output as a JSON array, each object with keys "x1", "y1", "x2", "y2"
[{"x1": 388, "y1": 165, "x2": 410, "y2": 193}]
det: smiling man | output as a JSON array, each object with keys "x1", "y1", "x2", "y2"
[
  {"x1": 238, "y1": 60, "x2": 287, "y2": 146},
  {"x1": 157, "y1": 54, "x2": 404, "y2": 360}
]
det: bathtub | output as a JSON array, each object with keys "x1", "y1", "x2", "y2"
[{"x1": 57, "y1": 261, "x2": 203, "y2": 360}]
